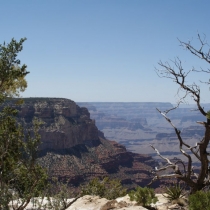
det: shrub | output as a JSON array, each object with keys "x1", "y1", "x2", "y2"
[
  {"x1": 164, "y1": 183, "x2": 185, "y2": 202},
  {"x1": 189, "y1": 190, "x2": 210, "y2": 210},
  {"x1": 31, "y1": 178, "x2": 79, "y2": 210},
  {"x1": 128, "y1": 186, "x2": 158, "y2": 207},
  {"x1": 105, "y1": 178, "x2": 127, "y2": 200},
  {"x1": 46, "y1": 180, "x2": 74, "y2": 210},
  {"x1": 81, "y1": 177, "x2": 127, "y2": 200}
]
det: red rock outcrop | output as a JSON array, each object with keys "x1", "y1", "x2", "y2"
[
  {"x1": 11, "y1": 98, "x2": 158, "y2": 189},
  {"x1": 16, "y1": 98, "x2": 99, "y2": 149}
]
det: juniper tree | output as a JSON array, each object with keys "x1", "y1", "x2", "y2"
[{"x1": 0, "y1": 38, "x2": 47, "y2": 210}]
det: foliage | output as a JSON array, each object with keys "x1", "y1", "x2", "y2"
[
  {"x1": 206, "y1": 110, "x2": 210, "y2": 120},
  {"x1": 163, "y1": 183, "x2": 185, "y2": 202},
  {"x1": 189, "y1": 190, "x2": 210, "y2": 210},
  {"x1": 0, "y1": 38, "x2": 28, "y2": 98},
  {"x1": 0, "y1": 38, "x2": 48, "y2": 210},
  {"x1": 0, "y1": 112, "x2": 48, "y2": 209},
  {"x1": 81, "y1": 177, "x2": 127, "y2": 200},
  {"x1": 45, "y1": 178, "x2": 78, "y2": 210},
  {"x1": 128, "y1": 186, "x2": 158, "y2": 207}
]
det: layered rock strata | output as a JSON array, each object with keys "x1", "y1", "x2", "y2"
[
  {"x1": 8, "y1": 98, "x2": 158, "y2": 189},
  {"x1": 77, "y1": 102, "x2": 206, "y2": 164}
]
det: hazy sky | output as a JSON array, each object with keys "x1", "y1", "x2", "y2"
[{"x1": 1, "y1": 1, "x2": 210, "y2": 103}]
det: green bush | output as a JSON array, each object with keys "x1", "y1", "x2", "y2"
[
  {"x1": 128, "y1": 186, "x2": 158, "y2": 207},
  {"x1": 31, "y1": 178, "x2": 78, "y2": 210},
  {"x1": 81, "y1": 177, "x2": 127, "y2": 200},
  {"x1": 164, "y1": 183, "x2": 185, "y2": 201},
  {"x1": 189, "y1": 191, "x2": 210, "y2": 210}
]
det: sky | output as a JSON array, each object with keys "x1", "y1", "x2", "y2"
[{"x1": 1, "y1": 0, "x2": 210, "y2": 103}]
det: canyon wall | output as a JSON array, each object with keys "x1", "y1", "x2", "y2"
[
  {"x1": 8, "y1": 98, "x2": 158, "y2": 189},
  {"x1": 77, "y1": 102, "x2": 209, "y2": 164}
]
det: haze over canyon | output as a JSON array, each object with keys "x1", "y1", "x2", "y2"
[
  {"x1": 78, "y1": 102, "x2": 209, "y2": 164},
  {"x1": 9, "y1": 98, "x2": 208, "y2": 190}
]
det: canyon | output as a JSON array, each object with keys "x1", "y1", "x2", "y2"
[
  {"x1": 77, "y1": 102, "x2": 209, "y2": 164},
  {"x1": 9, "y1": 98, "x2": 160, "y2": 190},
  {"x1": 8, "y1": 98, "x2": 208, "y2": 192}
]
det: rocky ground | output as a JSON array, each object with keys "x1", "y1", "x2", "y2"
[{"x1": 10, "y1": 194, "x2": 188, "y2": 210}]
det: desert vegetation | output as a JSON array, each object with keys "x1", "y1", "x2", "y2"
[
  {"x1": 128, "y1": 186, "x2": 158, "y2": 208},
  {"x1": 0, "y1": 38, "x2": 49, "y2": 209},
  {"x1": 80, "y1": 177, "x2": 127, "y2": 200},
  {"x1": 149, "y1": 34, "x2": 210, "y2": 195},
  {"x1": 2, "y1": 36, "x2": 210, "y2": 210}
]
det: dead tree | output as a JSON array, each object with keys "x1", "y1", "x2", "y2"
[{"x1": 150, "y1": 34, "x2": 210, "y2": 193}]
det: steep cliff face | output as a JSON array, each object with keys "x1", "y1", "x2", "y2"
[
  {"x1": 10, "y1": 98, "x2": 157, "y2": 189},
  {"x1": 16, "y1": 98, "x2": 99, "y2": 149}
]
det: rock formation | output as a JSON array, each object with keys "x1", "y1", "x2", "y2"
[
  {"x1": 8, "y1": 98, "x2": 158, "y2": 190},
  {"x1": 11, "y1": 194, "x2": 186, "y2": 210},
  {"x1": 77, "y1": 102, "x2": 207, "y2": 164}
]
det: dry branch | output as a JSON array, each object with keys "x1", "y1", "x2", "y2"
[{"x1": 151, "y1": 34, "x2": 210, "y2": 193}]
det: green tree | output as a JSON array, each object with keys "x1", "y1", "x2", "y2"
[
  {"x1": 189, "y1": 190, "x2": 210, "y2": 210},
  {"x1": 0, "y1": 38, "x2": 28, "y2": 98},
  {"x1": 81, "y1": 177, "x2": 127, "y2": 200},
  {"x1": 0, "y1": 38, "x2": 48, "y2": 210},
  {"x1": 129, "y1": 187, "x2": 158, "y2": 208}
]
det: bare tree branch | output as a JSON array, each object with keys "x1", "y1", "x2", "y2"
[
  {"x1": 151, "y1": 34, "x2": 210, "y2": 193},
  {"x1": 150, "y1": 144, "x2": 173, "y2": 165},
  {"x1": 179, "y1": 34, "x2": 210, "y2": 64},
  {"x1": 156, "y1": 59, "x2": 207, "y2": 117}
]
